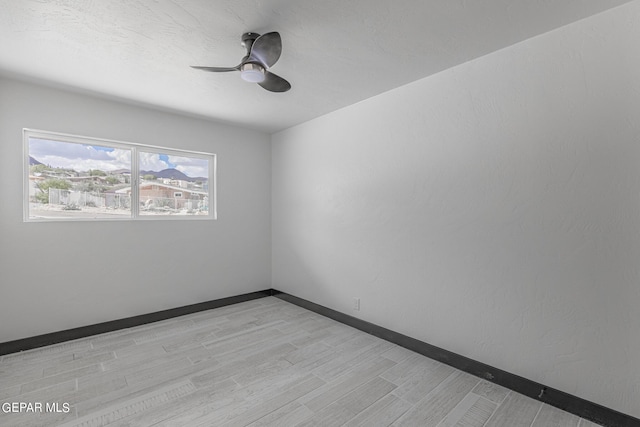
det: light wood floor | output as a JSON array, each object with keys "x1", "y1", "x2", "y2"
[{"x1": 0, "y1": 297, "x2": 602, "y2": 427}]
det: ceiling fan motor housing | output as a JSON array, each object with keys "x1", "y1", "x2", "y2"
[
  {"x1": 192, "y1": 31, "x2": 291, "y2": 92},
  {"x1": 241, "y1": 32, "x2": 260, "y2": 50}
]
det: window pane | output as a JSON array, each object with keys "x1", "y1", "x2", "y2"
[
  {"x1": 138, "y1": 151, "x2": 210, "y2": 216},
  {"x1": 27, "y1": 137, "x2": 132, "y2": 219}
]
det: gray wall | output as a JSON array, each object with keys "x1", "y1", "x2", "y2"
[
  {"x1": 272, "y1": 2, "x2": 640, "y2": 418},
  {"x1": 0, "y1": 77, "x2": 271, "y2": 343}
]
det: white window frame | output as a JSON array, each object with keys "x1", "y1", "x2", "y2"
[{"x1": 23, "y1": 129, "x2": 217, "y2": 222}]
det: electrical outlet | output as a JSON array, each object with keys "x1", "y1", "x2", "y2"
[{"x1": 353, "y1": 298, "x2": 360, "y2": 311}]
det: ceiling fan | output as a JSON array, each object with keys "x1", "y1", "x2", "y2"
[{"x1": 192, "y1": 32, "x2": 291, "y2": 93}]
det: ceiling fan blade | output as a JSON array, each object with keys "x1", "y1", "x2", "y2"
[
  {"x1": 191, "y1": 65, "x2": 239, "y2": 72},
  {"x1": 258, "y1": 71, "x2": 291, "y2": 92},
  {"x1": 248, "y1": 32, "x2": 282, "y2": 68}
]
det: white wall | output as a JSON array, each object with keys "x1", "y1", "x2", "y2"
[
  {"x1": 272, "y1": 1, "x2": 640, "y2": 418},
  {"x1": 0, "y1": 77, "x2": 271, "y2": 343}
]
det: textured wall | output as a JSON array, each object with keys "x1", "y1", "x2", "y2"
[
  {"x1": 272, "y1": 2, "x2": 640, "y2": 418},
  {"x1": 0, "y1": 77, "x2": 271, "y2": 343}
]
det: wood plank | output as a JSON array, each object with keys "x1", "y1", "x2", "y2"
[
  {"x1": 123, "y1": 379, "x2": 243, "y2": 427},
  {"x1": 132, "y1": 319, "x2": 196, "y2": 344},
  {"x1": 107, "y1": 341, "x2": 168, "y2": 364},
  {"x1": 201, "y1": 322, "x2": 285, "y2": 355},
  {"x1": 301, "y1": 356, "x2": 396, "y2": 412},
  {"x1": 190, "y1": 343, "x2": 296, "y2": 389},
  {"x1": 578, "y1": 419, "x2": 604, "y2": 427},
  {"x1": 104, "y1": 379, "x2": 238, "y2": 427},
  {"x1": 2, "y1": 338, "x2": 92, "y2": 362},
  {"x1": 165, "y1": 374, "x2": 323, "y2": 427},
  {"x1": 311, "y1": 340, "x2": 393, "y2": 382},
  {"x1": 102, "y1": 346, "x2": 184, "y2": 374},
  {"x1": 160, "y1": 328, "x2": 218, "y2": 353},
  {"x1": 342, "y1": 394, "x2": 413, "y2": 427},
  {"x1": 392, "y1": 371, "x2": 479, "y2": 426},
  {"x1": 74, "y1": 339, "x2": 135, "y2": 357},
  {"x1": 471, "y1": 380, "x2": 510, "y2": 404},
  {"x1": 298, "y1": 376, "x2": 396, "y2": 426},
  {"x1": 319, "y1": 326, "x2": 361, "y2": 347},
  {"x1": 381, "y1": 353, "x2": 425, "y2": 382},
  {"x1": 438, "y1": 393, "x2": 496, "y2": 427},
  {"x1": 19, "y1": 364, "x2": 102, "y2": 394},
  {"x1": 124, "y1": 356, "x2": 194, "y2": 386},
  {"x1": 484, "y1": 392, "x2": 542, "y2": 427},
  {"x1": 381, "y1": 346, "x2": 419, "y2": 363},
  {"x1": 283, "y1": 341, "x2": 334, "y2": 365},
  {"x1": 72, "y1": 357, "x2": 216, "y2": 416},
  {"x1": 70, "y1": 375, "x2": 128, "y2": 406},
  {"x1": 217, "y1": 375, "x2": 325, "y2": 427},
  {"x1": 42, "y1": 351, "x2": 115, "y2": 376},
  {"x1": 287, "y1": 324, "x2": 349, "y2": 348},
  {"x1": 0, "y1": 384, "x2": 21, "y2": 401},
  {"x1": 391, "y1": 359, "x2": 455, "y2": 404},
  {"x1": 0, "y1": 364, "x2": 46, "y2": 389},
  {"x1": 231, "y1": 358, "x2": 294, "y2": 387},
  {"x1": 57, "y1": 380, "x2": 197, "y2": 427},
  {"x1": 531, "y1": 404, "x2": 580, "y2": 427},
  {"x1": 247, "y1": 401, "x2": 314, "y2": 427}
]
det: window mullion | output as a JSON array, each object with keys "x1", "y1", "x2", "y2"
[{"x1": 131, "y1": 147, "x2": 139, "y2": 219}]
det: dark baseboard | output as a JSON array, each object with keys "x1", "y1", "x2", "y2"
[
  {"x1": 0, "y1": 289, "x2": 272, "y2": 356},
  {"x1": 272, "y1": 290, "x2": 639, "y2": 427},
  {"x1": 2, "y1": 288, "x2": 637, "y2": 427}
]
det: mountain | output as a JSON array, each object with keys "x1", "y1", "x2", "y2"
[
  {"x1": 29, "y1": 156, "x2": 43, "y2": 166},
  {"x1": 27, "y1": 160, "x2": 205, "y2": 182},
  {"x1": 141, "y1": 168, "x2": 207, "y2": 182},
  {"x1": 110, "y1": 168, "x2": 131, "y2": 175}
]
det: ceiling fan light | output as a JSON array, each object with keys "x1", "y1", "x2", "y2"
[{"x1": 240, "y1": 63, "x2": 265, "y2": 83}]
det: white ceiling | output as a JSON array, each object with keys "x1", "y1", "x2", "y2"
[{"x1": 0, "y1": 0, "x2": 634, "y2": 133}]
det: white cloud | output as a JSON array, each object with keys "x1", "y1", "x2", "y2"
[
  {"x1": 29, "y1": 139, "x2": 131, "y2": 171},
  {"x1": 168, "y1": 155, "x2": 208, "y2": 178},
  {"x1": 138, "y1": 152, "x2": 169, "y2": 171}
]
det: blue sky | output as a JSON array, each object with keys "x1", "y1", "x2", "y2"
[{"x1": 158, "y1": 154, "x2": 175, "y2": 168}]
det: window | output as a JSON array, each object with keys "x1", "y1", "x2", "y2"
[{"x1": 24, "y1": 129, "x2": 216, "y2": 221}]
